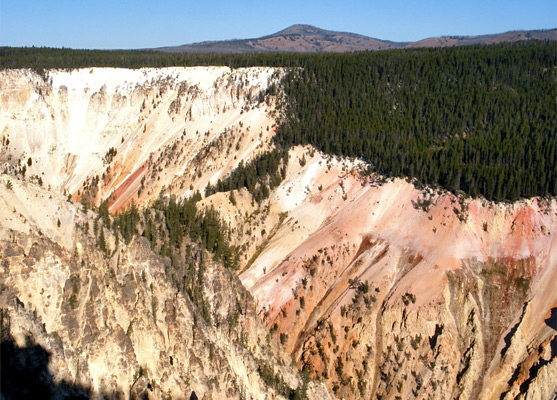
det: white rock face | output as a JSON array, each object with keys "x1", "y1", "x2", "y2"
[{"x1": 0, "y1": 67, "x2": 282, "y2": 210}]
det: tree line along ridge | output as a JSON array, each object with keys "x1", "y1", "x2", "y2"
[{"x1": 1, "y1": 41, "x2": 555, "y2": 202}]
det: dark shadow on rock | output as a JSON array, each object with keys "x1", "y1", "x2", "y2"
[
  {"x1": 1, "y1": 333, "x2": 122, "y2": 399},
  {"x1": 545, "y1": 307, "x2": 556, "y2": 330}
]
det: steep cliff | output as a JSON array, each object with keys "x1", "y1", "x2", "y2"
[
  {"x1": 0, "y1": 67, "x2": 282, "y2": 212},
  {"x1": 0, "y1": 174, "x2": 332, "y2": 399},
  {"x1": 230, "y1": 148, "x2": 557, "y2": 399},
  {"x1": 1, "y1": 67, "x2": 555, "y2": 400}
]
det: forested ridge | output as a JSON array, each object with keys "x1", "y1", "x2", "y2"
[
  {"x1": 107, "y1": 194, "x2": 238, "y2": 269},
  {"x1": 275, "y1": 43, "x2": 557, "y2": 201},
  {"x1": 205, "y1": 148, "x2": 289, "y2": 202},
  {"x1": 2, "y1": 41, "x2": 555, "y2": 201}
]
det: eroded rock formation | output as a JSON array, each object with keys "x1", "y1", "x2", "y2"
[{"x1": 1, "y1": 67, "x2": 555, "y2": 399}]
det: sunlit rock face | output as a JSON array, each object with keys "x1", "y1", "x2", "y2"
[
  {"x1": 0, "y1": 174, "x2": 333, "y2": 400},
  {"x1": 228, "y1": 147, "x2": 557, "y2": 399},
  {"x1": 0, "y1": 67, "x2": 282, "y2": 212},
  {"x1": 1, "y1": 67, "x2": 556, "y2": 400}
]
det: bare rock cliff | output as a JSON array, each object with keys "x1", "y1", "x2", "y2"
[
  {"x1": 1, "y1": 67, "x2": 555, "y2": 399},
  {"x1": 0, "y1": 175, "x2": 332, "y2": 399},
  {"x1": 228, "y1": 148, "x2": 557, "y2": 399},
  {"x1": 0, "y1": 67, "x2": 282, "y2": 212}
]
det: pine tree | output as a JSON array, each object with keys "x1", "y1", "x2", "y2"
[{"x1": 98, "y1": 228, "x2": 107, "y2": 254}]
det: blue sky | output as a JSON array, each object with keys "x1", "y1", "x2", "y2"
[{"x1": 1, "y1": 0, "x2": 555, "y2": 49}]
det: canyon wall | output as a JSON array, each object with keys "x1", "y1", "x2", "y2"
[
  {"x1": 1, "y1": 68, "x2": 555, "y2": 399},
  {"x1": 0, "y1": 67, "x2": 281, "y2": 212}
]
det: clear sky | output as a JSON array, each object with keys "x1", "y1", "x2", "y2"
[{"x1": 1, "y1": 0, "x2": 556, "y2": 49}]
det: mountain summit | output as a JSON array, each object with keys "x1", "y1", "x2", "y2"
[
  {"x1": 268, "y1": 24, "x2": 364, "y2": 38},
  {"x1": 271, "y1": 24, "x2": 327, "y2": 36},
  {"x1": 157, "y1": 23, "x2": 401, "y2": 53},
  {"x1": 157, "y1": 25, "x2": 556, "y2": 53}
]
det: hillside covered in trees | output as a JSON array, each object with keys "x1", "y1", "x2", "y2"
[
  {"x1": 1, "y1": 41, "x2": 555, "y2": 201},
  {"x1": 275, "y1": 43, "x2": 556, "y2": 201}
]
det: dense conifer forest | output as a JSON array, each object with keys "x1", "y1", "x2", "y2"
[
  {"x1": 108, "y1": 194, "x2": 238, "y2": 269},
  {"x1": 205, "y1": 148, "x2": 289, "y2": 202},
  {"x1": 2, "y1": 41, "x2": 555, "y2": 201},
  {"x1": 275, "y1": 44, "x2": 556, "y2": 201}
]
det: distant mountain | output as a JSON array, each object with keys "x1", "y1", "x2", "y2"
[
  {"x1": 156, "y1": 24, "x2": 556, "y2": 53},
  {"x1": 156, "y1": 24, "x2": 404, "y2": 53},
  {"x1": 407, "y1": 29, "x2": 557, "y2": 48}
]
